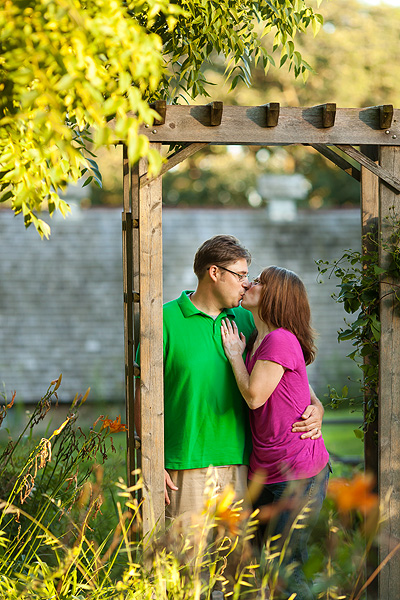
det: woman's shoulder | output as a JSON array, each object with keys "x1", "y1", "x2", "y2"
[
  {"x1": 264, "y1": 328, "x2": 302, "y2": 354},
  {"x1": 268, "y1": 328, "x2": 297, "y2": 342}
]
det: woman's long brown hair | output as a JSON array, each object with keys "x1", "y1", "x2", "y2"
[{"x1": 254, "y1": 266, "x2": 316, "y2": 365}]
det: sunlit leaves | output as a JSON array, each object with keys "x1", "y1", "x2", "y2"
[
  {"x1": 159, "y1": 0, "x2": 323, "y2": 100},
  {"x1": 1, "y1": 0, "x2": 323, "y2": 237},
  {"x1": 0, "y1": 0, "x2": 176, "y2": 237}
]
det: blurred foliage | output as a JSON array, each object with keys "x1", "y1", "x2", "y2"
[
  {"x1": 204, "y1": 0, "x2": 400, "y2": 108},
  {"x1": 0, "y1": 0, "x2": 323, "y2": 236},
  {"x1": 91, "y1": 137, "x2": 359, "y2": 210}
]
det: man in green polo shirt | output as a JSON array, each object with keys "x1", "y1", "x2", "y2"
[{"x1": 136, "y1": 235, "x2": 324, "y2": 521}]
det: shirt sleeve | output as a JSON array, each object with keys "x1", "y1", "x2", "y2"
[{"x1": 256, "y1": 329, "x2": 300, "y2": 371}]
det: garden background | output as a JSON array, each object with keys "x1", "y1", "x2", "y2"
[{"x1": 0, "y1": 0, "x2": 399, "y2": 596}]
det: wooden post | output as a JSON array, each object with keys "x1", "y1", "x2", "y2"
[
  {"x1": 360, "y1": 145, "x2": 379, "y2": 480},
  {"x1": 360, "y1": 145, "x2": 379, "y2": 600},
  {"x1": 378, "y1": 146, "x2": 400, "y2": 599},
  {"x1": 137, "y1": 144, "x2": 165, "y2": 532},
  {"x1": 122, "y1": 146, "x2": 137, "y2": 484}
]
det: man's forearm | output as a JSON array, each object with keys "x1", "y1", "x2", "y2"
[{"x1": 309, "y1": 385, "x2": 324, "y2": 412}]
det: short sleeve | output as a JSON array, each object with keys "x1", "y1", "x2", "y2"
[{"x1": 256, "y1": 329, "x2": 301, "y2": 372}]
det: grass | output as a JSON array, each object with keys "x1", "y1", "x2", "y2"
[
  {"x1": 0, "y1": 380, "x2": 387, "y2": 599},
  {"x1": 322, "y1": 408, "x2": 364, "y2": 460}
]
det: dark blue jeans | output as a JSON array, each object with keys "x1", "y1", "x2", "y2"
[{"x1": 252, "y1": 463, "x2": 330, "y2": 600}]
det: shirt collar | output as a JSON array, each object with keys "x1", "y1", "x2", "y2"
[{"x1": 177, "y1": 290, "x2": 236, "y2": 320}]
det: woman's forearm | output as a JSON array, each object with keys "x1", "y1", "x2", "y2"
[{"x1": 228, "y1": 355, "x2": 254, "y2": 407}]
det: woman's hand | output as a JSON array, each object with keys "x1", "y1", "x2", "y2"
[{"x1": 221, "y1": 318, "x2": 246, "y2": 362}]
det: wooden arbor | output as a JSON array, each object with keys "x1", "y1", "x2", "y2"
[{"x1": 119, "y1": 102, "x2": 400, "y2": 598}]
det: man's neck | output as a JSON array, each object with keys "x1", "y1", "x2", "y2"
[{"x1": 189, "y1": 289, "x2": 224, "y2": 318}]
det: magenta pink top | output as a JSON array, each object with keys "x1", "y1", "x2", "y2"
[{"x1": 246, "y1": 328, "x2": 329, "y2": 484}]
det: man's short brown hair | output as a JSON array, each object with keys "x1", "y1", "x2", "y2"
[{"x1": 193, "y1": 235, "x2": 251, "y2": 279}]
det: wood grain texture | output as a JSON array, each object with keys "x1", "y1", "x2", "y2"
[
  {"x1": 138, "y1": 144, "x2": 165, "y2": 531},
  {"x1": 336, "y1": 145, "x2": 400, "y2": 192},
  {"x1": 378, "y1": 146, "x2": 400, "y2": 600},
  {"x1": 110, "y1": 106, "x2": 400, "y2": 145},
  {"x1": 312, "y1": 144, "x2": 360, "y2": 181}
]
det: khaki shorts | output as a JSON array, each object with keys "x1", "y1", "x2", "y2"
[{"x1": 165, "y1": 464, "x2": 248, "y2": 524}]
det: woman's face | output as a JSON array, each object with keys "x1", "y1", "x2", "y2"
[{"x1": 241, "y1": 275, "x2": 263, "y2": 310}]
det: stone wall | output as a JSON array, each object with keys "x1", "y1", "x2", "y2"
[{"x1": 0, "y1": 204, "x2": 361, "y2": 405}]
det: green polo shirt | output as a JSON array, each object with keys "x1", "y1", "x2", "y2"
[{"x1": 163, "y1": 291, "x2": 255, "y2": 470}]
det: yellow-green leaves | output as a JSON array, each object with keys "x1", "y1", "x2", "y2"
[
  {"x1": 161, "y1": 0, "x2": 323, "y2": 99},
  {"x1": 1, "y1": 0, "x2": 324, "y2": 237},
  {"x1": 0, "y1": 0, "x2": 173, "y2": 237}
]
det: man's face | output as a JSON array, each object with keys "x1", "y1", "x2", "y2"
[{"x1": 214, "y1": 258, "x2": 250, "y2": 308}]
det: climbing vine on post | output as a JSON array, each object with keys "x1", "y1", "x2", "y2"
[{"x1": 316, "y1": 207, "x2": 400, "y2": 438}]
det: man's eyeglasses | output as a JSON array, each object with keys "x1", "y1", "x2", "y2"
[
  {"x1": 215, "y1": 265, "x2": 249, "y2": 282},
  {"x1": 252, "y1": 277, "x2": 261, "y2": 284}
]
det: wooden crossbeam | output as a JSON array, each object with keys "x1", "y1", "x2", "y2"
[
  {"x1": 336, "y1": 144, "x2": 400, "y2": 193},
  {"x1": 311, "y1": 144, "x2": 360, "y2": 181},
  {"x1": 122, "y1": 106, "x2": 400, "y2": 145}
]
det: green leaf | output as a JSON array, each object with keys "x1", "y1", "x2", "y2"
[
  {"x1": 373, "y1": 266, "x2": 387, "y2": 275},
  {"x1": 82, "y1": 176, "x2": 93, "y2": 187}
]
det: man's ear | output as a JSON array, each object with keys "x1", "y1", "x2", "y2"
[{"x1": 208, "y1": 265, "x2": 219, "y2": 282}]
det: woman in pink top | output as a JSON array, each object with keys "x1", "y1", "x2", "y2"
[{"x1": 221, "y1": 266, "x2": 330, "y2": 600}]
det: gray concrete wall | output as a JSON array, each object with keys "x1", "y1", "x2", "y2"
[{"x1": 0, "y1": 204, "x2": 361, "y2": 405}]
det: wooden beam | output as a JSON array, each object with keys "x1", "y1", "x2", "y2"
[
  {"x1": 311, "y1": 143, "x2": 360, "y2": 181},
  {"x1": 360, "y1": 144, "x2": 379, "y2": 600},
  {"x1": 378, "y1": 145, "x2": 400, "y2": 599},
  {"x1": 140, "y1": 142, "x2": 209, "y2": 187},
  {"x1": 122, "y1": 146, "x2": 137, "y2": 495},
  {"x1": 137, "y1": 143, "x2": 165, "y2": 532},
  {"x1": 132, "y1": 160, "x2": 141, "y2": 502},
  {"x1": 132, "y1": 165, "x2": 140, "y2": 360},
  {"x1": 360, "y1": 145, "x2": 379, "y2": 479},
  {"x1": 110, "y1": 106, "x2": 400, "y2": 146},
  {"x1": 265, "y1": 102, "x2": 280, "y2": 127},
  {"x1": 336, "y1": 144, "x2": 400, "y2": 193}
]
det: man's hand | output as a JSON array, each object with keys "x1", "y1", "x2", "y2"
[
  {"x1": 292, "y1": 404, "x2": 324, "y2": 439},
  {"x1": 165, "y1": 469, "x2": 178, "y2": 505}
]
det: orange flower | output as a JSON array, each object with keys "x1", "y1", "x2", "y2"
[
  {"x1": 328, "y1": 473, "x2": 378, "y2": 514},
  {"x1": 6, "y1": 391, "x2": 16, "y2": 409},
  {"x1": 99, "y1": 415, "x2": 127, "y2": 433},
  {"x1": 205, "y1": 485, "x2": 242, "y2": 534}
]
